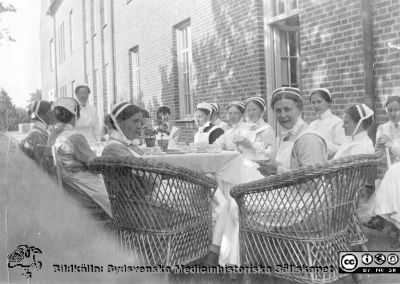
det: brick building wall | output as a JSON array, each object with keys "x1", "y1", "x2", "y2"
[
  {"x1": 113, "y1": 0, "x2": 266, "y2": 141},
  {"x1": 372, "y1": 0, "x2": 400, "y2": 124},
  {"x1": 299, "y1": 0, "x2": 366, "y2": 123}
]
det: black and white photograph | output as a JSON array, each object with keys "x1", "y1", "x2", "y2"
[{"x1": 1, "y1": 0, "x2": 400, "y2": 283}]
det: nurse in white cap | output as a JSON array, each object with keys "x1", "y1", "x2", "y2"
[
  {"x1": 333, "y1": 103, "x2": 375, "y2": 159},
  {"x1": 233, "y1": 96, "x2": 276, "y2": 161},
  {"x1": 309, "y1": 88, "x2": 348, "y2": 158},
  {"x1": 194, "y1": 102, "x2": 225, "y2": 144},
  {"x1": 50, "y1": 97, "x2": 112, "y2": 218}
]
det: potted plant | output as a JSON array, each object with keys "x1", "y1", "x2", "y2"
[
  {"x1": 143, "y1": 126, "x2": 158, "y2": 147},
  {"x1": 156, "y1": 123, "x2": 170, "y2": 150}
]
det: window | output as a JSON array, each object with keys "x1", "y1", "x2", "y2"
[
  {"x1": 58, "y1": 22, "x2": 65, "y2": 63},
  {"x1": 101, "y1": 0, "x2": 109, "y2": 27},
  {"x1": 105, "y1": 63, "x2": 113, "y2": 112},
  {"x1": 176, "y1": 21, "x2": 193, "y2": 118},
  {"x1": 60, "y1": 85, "x2": 67, "y2": 98},
  {"x1": 84, "y1": 0, "x2": 90, "y2": 42},
  {"x1": 69, "y1": 10, "x2": 73, "y2": 53},
  {"x1": 71, "y1": 80, "x2": 76, "y2": 97},
  {"x1": 129, "y1": 46, "x2": 141, "y2": 104},
  {"x1": 50, "y1": 39, "x2": 55, "y2": 71},
  {"x1": 268, "y1": 0, "x2": 299, "y2": 21},
  {"x1": 265, "y1": 0, "x2": 300, "y2": 125},
  {"x1": 275, "y1": 29, "x2": 299, "y2": 88}
]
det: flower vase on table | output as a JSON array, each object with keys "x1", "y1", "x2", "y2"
[{"x1": 143, "y1": 126, "x2": 158, "y2": 147}]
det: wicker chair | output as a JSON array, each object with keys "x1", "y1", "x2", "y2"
[
  {"x1": 231, "y1": 154, "x2": 378, "y2": 284},
  {"x1": 33, "y1": 144, "x2": 62, "y2": 185},
  {"x1": 88, "y1": 156, "x2": 218, "y2": 266}
]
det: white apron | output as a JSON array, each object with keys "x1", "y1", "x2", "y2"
[{"x1": 194, "y1": 123, "x2": 219, "y2": 144}]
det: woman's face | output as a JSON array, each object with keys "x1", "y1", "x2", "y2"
[
  {"x1": 195, "y1": 110, "x2": 209, "y2": 127},
  {"x1": 343, "y1": 113, "x2": 360, "y2": 136},
  {"x1": 274, "y1": 98, "x2": 302, "y2": 130},
  {"x1": 245, "y1": 102, "x2": 263, "y2": 123},
  {"x1": 387, "y1": 101, "x2": 400, "y2": 123},
  {"x1": 159, "y1": 112, "x2": 170, "y2": 124},
  {"x1": 310, "y1": 93, "x2": 330, "y2": 116},
  {"x1": 119, "y1": 112, "x2": 144, "y2": 140},
  {"x1": 227, "y1": 106, "x2": 243, "y2": 125}
]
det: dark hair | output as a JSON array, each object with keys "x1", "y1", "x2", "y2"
[
  {"x1": 157, "y1": 106, "x2": 171, "y2": 116},
  {"x1": 109, "y1": 104, "x2": 142, "y2": 130},
  {"x1": 196, "y1": 108, "x2": 211, "y2": 116},
  {"x1": 141, "y1": 109, "x2": 150, "y2": 119},
  {"x1": 271, "y1": 92, "x2": 303, "y2": 111},
  {"x1": 75, "y1": 85, "x2": 90, "y2": 94},
  {"x1": 53, "y1": 105, "x2": 80, "y2": 124},
  {"x1": 385, "y1": 96, "x2": 400, "y2": 108},
  {"x1": 345, "y1": 105, "x2": 373, "y2": 130},
  {"x1": 310, "y1": 89, "x2": 332, "y2": 104}
]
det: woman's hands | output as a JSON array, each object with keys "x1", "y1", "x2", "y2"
[
  {"x1": 257, "y1": 159, "x2": 280, "y2": 177},
  {"x1": 232, "y1": 135, "x2": 253, "y2": 149},
  {"x1": 377, "y1": 135, "x2": 393, "y2": 149}
]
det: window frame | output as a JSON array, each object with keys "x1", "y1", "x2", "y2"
[
  {"x1": 69, "y1": 10, "x2": 73, "y2": 53},
  {"x1": 129, "y1": 46, "x2": 141, "y2": 105},
  {"x1": 50, "y1": 38, "x2": 55, "y2": 71},
  {"x1": 175, "y1": 20, "x2": 194, "y2": 120}
]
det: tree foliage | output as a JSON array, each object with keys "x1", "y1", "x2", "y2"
[{"x1": 0, "y1": 89, "x2": 29, "y2": 131}]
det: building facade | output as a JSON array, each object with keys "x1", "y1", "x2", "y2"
[{"x1": 40, "y1": 0, "x2": 400, "y2": 138}]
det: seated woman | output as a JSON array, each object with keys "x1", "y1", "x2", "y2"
[
  {"x1": 259, "y1": 87, "x2": 327, "y2": 176},
  {"x1": 233, "y1": 97, "x2": 275, "y2": 161},
  {"x1": 219, "y1": 88, "x2": 327, "y2": 267},
  {"x1": 21, "y1": 100, "x2": 54, "y2": 159},
  {"x1": 194, "y1": 102, "x2": 224, "y2": 144},
  {"x1": 309, "y1": 88, "x2": 348, "y2": 158},
  {"x1": 333, "y1": 104, "x2": 375, "y2": 159},
  {"x1": 102, "y1": 102, "x2": 144, "y2": 157},
  {"x1": 50, "y1": 98, "x2": 111, "y2": 218},
  {"x1": 155, "y1": 106, "x2": 180, "y2": 149},
  {"x1": 210, "y1": 103, "x2": 230, "y2": 132},
  {"x1": 375, "y1": 95, "x2": 400, "y2": 166},
  {"x1": 363, "y1": 96, "x2": 400, "y2": 247},
  {"x1": 215, "y1": 101, "x2": 246, "y2": 151}
]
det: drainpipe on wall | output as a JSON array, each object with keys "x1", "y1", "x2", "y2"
[
  {"x1": 52, "y1": 14, "x2": 58, "y2": 99},
  {"x1": 361, "y1": 0, "x2": 376, "y2": 142},
  {"x1": 110, "y1": 0, "x2": 117, "y2": 105}
]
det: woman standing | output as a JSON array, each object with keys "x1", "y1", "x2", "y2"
[
  {"x1": 215, "y1": 101, "x2": 246, "y2": 151},
  {"x1": 102, "y1": 102, "x2": 144, "y2": 157},
  {"x1": 194, "y1": 102, "x2": 224, "y2": 144},
  {"x1": 233, "y1": 97, "x2": 275, "y2": 161},
  {"x1": 309, "y1": 88, "x2": 347, "y2": 158},
  {"x1": 50, "y1": 98, "x2": 111, "y2": 218}
]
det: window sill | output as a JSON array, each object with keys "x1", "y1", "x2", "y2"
[{"x1": 175, "y1": 118, "x2": 195, "y2": 124}]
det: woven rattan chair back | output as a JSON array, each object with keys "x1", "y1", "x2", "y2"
[
  {"x1": 231, "y1": 154, "x2": 378, "y2": 284},
  {"x1": 88, "y1": 156, "x2": 218, "y2": 267}
]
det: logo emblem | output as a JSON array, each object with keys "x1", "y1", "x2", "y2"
[
  {"x1": 387, "y1": 254, "x2": 399, "y2": 265},
  {"x1": 341, "y1": 253, "x2": 358, "y2": 272},
  {"x1": 7, "y1": 245, "x2": 42, "y2": 278},
  {"x1": 362, "y1": 253, "x2": 373, "y2": 265},
  {"x1": 374, "y1": 253, "x2": 386, "y2": 265}
]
